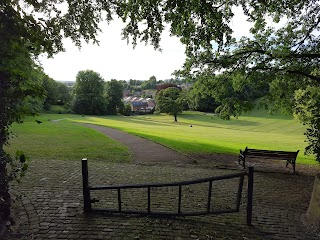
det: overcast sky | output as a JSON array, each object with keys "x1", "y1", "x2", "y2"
[{"x1": 39, "y1": 8, "x2": 253, "y2": 82}]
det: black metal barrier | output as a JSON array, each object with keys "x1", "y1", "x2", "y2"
[{"x1": 82, "y1": 158, "x2": 254, "y2": 225}]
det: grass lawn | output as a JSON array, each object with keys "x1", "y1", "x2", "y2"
[
  {"x1": 5, "y1": 115, "x2": 131, "y2": 163},
  {"x1": 5, "y1": 110, "x2": 317, "y2": 165}
]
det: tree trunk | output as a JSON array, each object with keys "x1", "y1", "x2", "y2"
[
  {"x1": 0, "y1": 143, "x2": 11, "y2": 227},
  {"x1": 174, "y1": 114, "x2": 177, "y2": 122}
]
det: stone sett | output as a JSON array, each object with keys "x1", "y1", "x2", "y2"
[{"x1": 8, "y1": 126, "x2": 320, "y2": 240}]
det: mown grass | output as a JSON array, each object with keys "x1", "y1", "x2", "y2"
[
  {"x1": 5, "y1": 110, "x2": 317, "y2": 165},
  {"x1": 70, "y1": 111, "x2": 315, "y2": 165},
  {"x1": 5, "y1": 114, "x2": 131, "y2": 162}
]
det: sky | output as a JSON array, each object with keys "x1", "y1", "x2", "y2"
[{"x1": 39, "y1": 8, "x2": 253, "y2": 82}]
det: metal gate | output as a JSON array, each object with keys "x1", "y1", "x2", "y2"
[{"x1": 82, "y1": 158, "x2": 254, "y2": 225}]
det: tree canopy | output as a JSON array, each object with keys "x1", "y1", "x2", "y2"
[
  {"x1": 72, "y1": 70, "x2": 107, "y2": 115},
  {"x1": 105, "y1": 79, "x2": 124, "y2": 115},
  {"x1": 141, "y1": 76, "x2": 157, "y2": 90},
  {"x1": 2, "y1": 1, "x2": 319, "y2": 77},
  {"x1": 43, "y1": 76, "x2": 71, "y2": 110},
  {"x1": 156, "y1": 87, "x2": 183, "y2": 122}
]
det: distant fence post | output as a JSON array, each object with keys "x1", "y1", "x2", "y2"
[
  {"x1": 82, "y1": 158, "x2": 92, "y2": 213},
  {"x1": 246, "y1": 166, "x2": 254, "y2": 226}
]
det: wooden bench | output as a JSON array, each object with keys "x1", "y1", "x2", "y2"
[{"x1": 239, "y1": 147, "x2": 299, "y2": 172}]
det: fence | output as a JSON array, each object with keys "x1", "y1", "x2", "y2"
[{"x1": 82, "y1": 158, "x2": 254, "y2": 225}]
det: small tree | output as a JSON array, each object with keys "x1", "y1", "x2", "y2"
[
  {"x1": 120, "y1": 103, "x2": 132, "y2": 116},
  {"x1": 156, "y1": 87, "x2": 183, "y2": 122}
]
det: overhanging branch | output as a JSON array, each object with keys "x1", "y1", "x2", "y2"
[{"x1": 287, "y1": 70, "x2": 320, "y2": 82}]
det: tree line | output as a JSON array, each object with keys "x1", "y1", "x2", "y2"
[{"x1": 11, "y1": 69, "x2": 125, "y2": 116}]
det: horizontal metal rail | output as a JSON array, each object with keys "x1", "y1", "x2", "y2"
[
  {"x1": 89, "y1": 172, "x2": 246, "y2": 191},
  {"x1": 89, "y1": 208, "x2": 238, "y2": 217},
  {"x1": 81, "y1": 158, "x2": 254, "y2": 225}
]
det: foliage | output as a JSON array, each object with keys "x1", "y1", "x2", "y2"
[
  {"x1": 0, "y1": 14, "x2": 45, "y2": 224},
  {"x1": 43, "y1": 76, "x2": 71, "y2": 110},
  {"x1": 156, "y1": 87, "x2": 183, "y2": 122},
  {"x1": 156, "y1": 83, "x2": 181, "y2": 92},
  {"x1": 57, "y1": 82, "x2": 72, "y2": 105},
  {"x1": 141, "y1": 76, "x2": 157, "y2": 90},
  {"x1": 172, "y1": 1, "x2": 319, "y2": 82},
  {"x1": 71, "y1": 70, "x2": 107, "y2": 115},
  {"x1": 128, "y1": 79, "x2": 143, "y2": 91},
  {"x1": 212, "y1": 73, "x2": 258, "y2": 120},
  {"x1": 163, "y1": 1, "x2": 319, "y2": 160},
  {"x1": 42, "y1": 76, "x2": 59, "y2": 110},
  {"x1": 187, "y1": 76, "x2": 219, "y2": 113},
  {"x1": 105, "y1": 79, "x2": 124, "y2": 115},
  {"x1": 304, "y1": 116, "x2": 320, "y2": 161},
  {"x1": 177, "y1": 89, "x2": 190, "y2": 111},
  {"x1": 188, "y1": 72, "x2": 260, "y2": 119},
  {"x1": 119, "y1": 80, "x2": 130, "y2": 90},
  {"x1": 7, "y1": 151, "x2": 29, "y2": 183},
  {"x1": 119, "y1": 103, "x2": 132, "y2": 116},
  {"x1": 294, "y1": 85, "x2": 320, "y2": 161}
]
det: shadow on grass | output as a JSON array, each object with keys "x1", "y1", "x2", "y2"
[
  {"x1": 180, "y1": 113, "x2": 262, "y2": 127},
  {"x1": 128, "y1": 131, "x2": 238, "y2": 155}
]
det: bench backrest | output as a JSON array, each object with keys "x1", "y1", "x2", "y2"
[{"x1": 243, "y1": 148, "x2": 299, "y2": 160}]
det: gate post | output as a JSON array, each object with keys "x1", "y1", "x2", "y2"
[
  {"x1": 82, "y1": 158, "x2": 92, "y2": 213},
  {"x1": 246, "y1": 166, "x2": 254, "y2": 226}
]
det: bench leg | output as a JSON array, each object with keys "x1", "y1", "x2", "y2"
[{"x1": 286, "y1": 160, "x2": 296, "y2": 173}]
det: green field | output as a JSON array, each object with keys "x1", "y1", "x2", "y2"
[
  {"x1": 5, "y1": 116, "x2": 131, "y2": 162},
  {"x1": 5, "y1": 110, "x2": 316, "y2": 165}
]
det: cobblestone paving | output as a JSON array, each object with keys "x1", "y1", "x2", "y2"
[
  {"x1": 8, "y1": 125, "x2": 320, "y2": 240},
  {"x1": 10, "y1": 159, "x2": 320, "y2": 240}
]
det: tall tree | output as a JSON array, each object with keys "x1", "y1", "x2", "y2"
[
  {"x1": 156, "y1": 87, "x2": 183, "y2": 122},
  {"x1": 43, "y1": 75, "x2": 59, "y2": 110},
  {"x1": 0, "y1": 31, "x2": 45, "y2": 227},
  {"x1": 105, "y1": 79, "x2": 124, "y2": 115},
  {"x1": 57, "y1": 82, "x2": 72, "y2": 106},
  {"x1": 188, "y1": 77, "x2": 219, "y2": 113},
  {"x1": 43, "y1": 76, "x2": 71, "y2": 110},
  {"x1": 72, "y1": 70, "x2": 107, "y2": 115}
]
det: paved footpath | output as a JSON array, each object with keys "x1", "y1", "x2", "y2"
[
  {"x1": 8, "y1": 125, "x2": 320, "y2": 240},
  {"x1": 83, "y1": 124, "x2": 194, "y2": 164}
]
